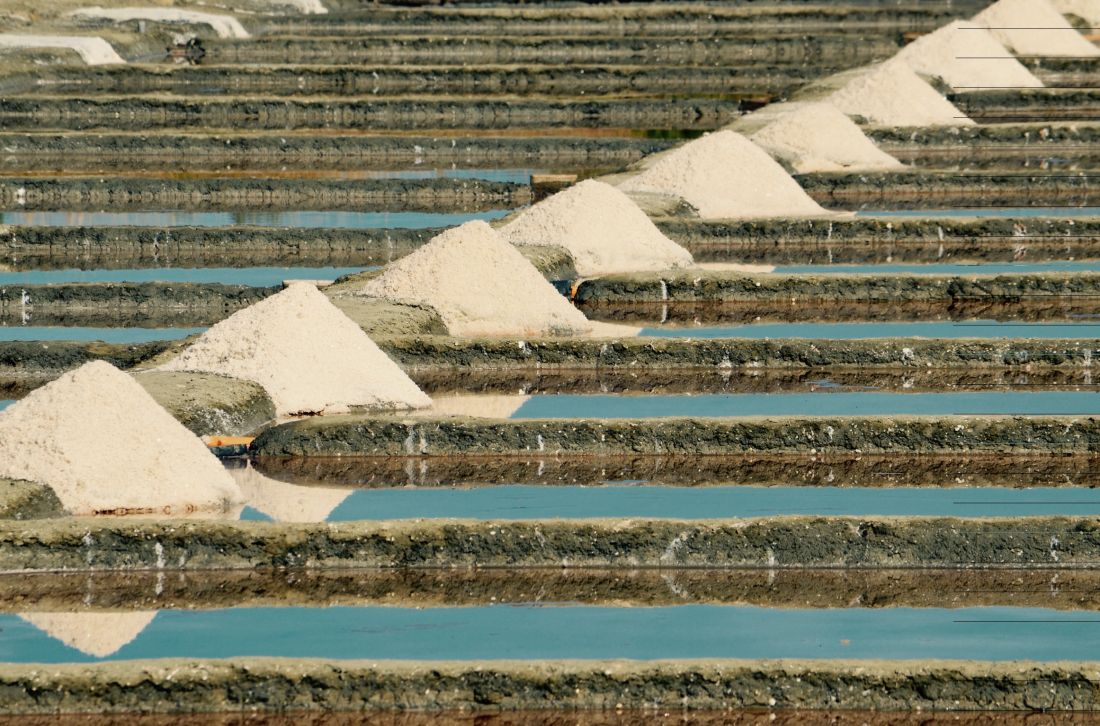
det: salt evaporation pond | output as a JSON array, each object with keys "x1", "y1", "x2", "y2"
[
  {"x1": 0, "y1": 327, "x2": 203, "y2": 343},
  {"x1": 3, "y1": 267, "x2": 372, "y2": 286},
  {"x1": 240, "y1": 485, "x2": 1100, "y2": 522},
  {"x1": 641, "y1": 320, "x2": 1100, "y2": 339},
  {"x1": 4, "y1": 604, "x2": 1100, "y2": 663},
  {"x1": 0, "y1": 210, "x2": 512, "y2": 229},
  {"x1": 0, "y1": 401, "x2": 10, "y2": 412},
  {"x1": 776, "y1": 261, "x2": 1100, "y2": 275},
  {"x1": 857, "y1": 208, "x2": 1100, "y2": 218}
]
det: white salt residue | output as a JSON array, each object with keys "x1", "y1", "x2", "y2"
[
  {"x1": 617, "y1": 130, "x2": 830, "y2": 219},
  {"x1": 748, "y1": 102, "x2": 905, "y2": 173},
  {"x1": 828, "y1": 60, "x2": 975, "y2": 127},
  {"x1": 895, "y1": 21, "x2": 1044, "y2": 90},
  {"x1": 1053, "y1": 0, "x2": 1100, "y2": 25},
  {"x1": 973, "y1": 0, "x2": 1100, "y2": 56},
  {"x1": 0, "y1": 361, "x2": 241, "y2": 516},
  {"x1": 160, "y1": 284, "x2": 430, "y2": 417},
  {"x1": 0, "y1": 34, "x2": 123, "y2": 65},
  {"x1": 499, "y1": 179, "x2": 694, "y2": 276},
  {"x1": 19, "y1": 612, "x2": 157, "y2": 658},
  {"x1": 69, "y1": 7, "x2": 250, "y2": 39},
  {"x1": 358, "y1": 220, "x2": 593, "y2": 337},
  {"x1": 230, "y1": 464, "x2": 349, "y2": 523}
]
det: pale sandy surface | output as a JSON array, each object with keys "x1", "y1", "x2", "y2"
[{"x1": 1054, "y1": 0, "x2": 1100, "y2": 25}]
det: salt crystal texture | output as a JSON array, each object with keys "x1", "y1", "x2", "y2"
[
  {"x1": 69, "y1": 7, "x2": 250, "y2": 39},
  {"x1": 499, "y1": 180, "x2": 694, "y2": 275},
  {"x1": 749, "y1": 102, "x2": 905, "y2": 173},
  {"x1": 617, "y1": 130, "x2": 830, "y2": 219},
  {"x1": 0, "y1": 361, "x2": 241, "y2": 516},
  {"x1": 895, "y1": 21, "x2": 1044, "y2": 90},
  {"x1": 20, "y1": 612, "x2": 157, "y2": 658},
  {"x1": 160, "y1": 283, "x2": 430, "y2": 416},
  {"x1": 828, "y1": 60, "x2": 975, "y2": 127},
  {"x1": 1053, "y1": 0, "x2": 1100, "y2": 25},
  {"x1": 973, "y1": 0, "x2": 1100, "y2": 56},
  {"x1": 0, "y1": 34, "x2": 124, "y2": 64},
  {"x1": 359, "y1": 220, "x2": 592, "y2": 337}
]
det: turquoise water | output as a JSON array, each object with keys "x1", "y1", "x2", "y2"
[
  {"x1": 0, "y1": 327, "x2": 203, "y2": 342},
  {"x1": 1, "y1": 267, "x2": 370, "y2": 286},
  {"x1": 316, "y1": 485, "x2": 1100, "y2": 522},
  {"x1": 0, "y1": 401, "x2": 10, "y2": 411},
  {"x1": 4, "y1": 604, "x2": 1100, "y2": 663},
  {"x1": 0, "y1": 210, "x2": 511, "y2": 229},
  {"x1": 640, "y1": 320, "x2": 1100, "y2": 339},
  {"x1": 776, "y1": 261, "x2": 1100, "y2": 275},
  {"x1": 512, "y1": 391, "x2": 1100, "y2": 419},
  {"x1": 856, "y1": 208, "x2": 1100, "y2": 218}
]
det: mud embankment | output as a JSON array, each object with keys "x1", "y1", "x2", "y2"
[{"x1": 949, "y1": 89, "x2": 1100, "y2": 123}]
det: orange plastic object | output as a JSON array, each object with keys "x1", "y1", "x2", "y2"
[{"x1": 204, "y1": 436, "x2": 255, "y2": 448}]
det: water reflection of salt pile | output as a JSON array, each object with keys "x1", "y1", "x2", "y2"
[
  {"x1": 19, "y1": 612, "x2": 156, "y2": 658},
  {"x1": 231, "y1": 464, "x2": 351, "y2": 523}
]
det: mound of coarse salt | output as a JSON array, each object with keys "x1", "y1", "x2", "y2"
[
  {"x1": 358, "y1": 220, "x2": 592, "y2": 337},
  {"x1": 69, "y1": 7, "x2": 250, "y2": 39},
  {"x1": 828, "y1": 60, "x2": 975, "y2": 127},
  {"x1": 617, "y1": 130, "x2": 829, "y2": 219},
  {"x1": 895, "y1": 21, "x2": 1044, "y2": 90},
  {"x1": 20, "y1": 612, "x2": 157, "y2": 658},
  {"x1": 749, "y1": 102, "x2": 905, "y2": 173},
  {"x1": 231, "y1": 464, "x2": 350, "y2": 523},
  {"x1": 160, "y1": 283, "x2": 430, "y2": 416},
  {"x1": 0, "y1": 361, "x2": 240, "y2": 516},
  {"x1": 499, "y1": 180, "x2": 694, "y2": 276},
  {"x1": 0, "y1": 34, "x2": 123, "y2": 65},
  {"x1": 974, "y1": 0, "x2": 1100, "y2": 57},
  {"x1": 1054, "y1": 0, "x2": 1100, "y2": 25}
]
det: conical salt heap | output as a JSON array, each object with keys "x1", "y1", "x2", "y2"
[
  {"x1": 358, "y1": 220, "x2": 593, "y2": 337},
  {"x1": 499, "y1": 179, "x2": 694, "y2": 276},
  {"x1": 1054, "y1": 0, "x2": 1100, "y2": 26},
  {"x1": 231, "y1": 464, "x2": 350, "y2": 523},
  {"x1": 749, "y1": 102, "x2": 905, "y2": 173},
  {"x1": 827, "y1": 60, "x2": 975, "y2": 127},
  {"x1": 617, "y1": 130, "x2": 830, "y2": 219},
  {"x1": 895, "y1": 21, "x2": 1044, "y2": 90},
  {"x1": 20, "y1": 612, "x2": 157, "y2": 658},
  {"x1": 160, "y1": 283, "x2": 431, "y2": 416},
  {"x1": 974, "y1": 0, "x2": 1100, "y2": 57},
  {"x1": 0, "y1": 361, "x2": 241, "y2": 516}
]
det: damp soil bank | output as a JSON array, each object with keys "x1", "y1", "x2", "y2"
[{"x1": 949, "y1": 89, "x2": 1100, "y2": 123}]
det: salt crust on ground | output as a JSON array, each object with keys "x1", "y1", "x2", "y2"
[
  {"x1": 828, "y1": 60, "x2": 975, "y2": 127},
  {"x1": 617, "y1": 130, "x2": 830, "y2": 219},
  {"x1": 749, "y1": 102, "x2": 905, "y2": 173},
  {"x1": 0, "y1": 361, "x2": 240, "y2": 516},
  {"x1": 973, "y1": 0, "x2": 1100, "y2": 56},
  {"x1": 231, "y1": 464, "x2": 349, "y2": 523},
  {"x1": 0, "y1": 34, "x2": 123, "y2": 64},
  {"x1": 160, "y1": 283, "x2": 430, "y2": 416},
  {"x1": 1054, "y1": 0, "x2": 1100, "y2": 25},
  {"x1": 499, "y1": 180, "x2": 694, "y2": 276},
  {"x1": 69, "y1": 7, "x2": 250, "y2": 39},
  {"x1": 20, "y1": 612, "x2": 157, "y2": 658},
  {"x1": 895, "y1": 21, "x2": 1044, "y2": 90},
  {"x1": 359, "y1": 220, "x2": 593, "y2": 337}
]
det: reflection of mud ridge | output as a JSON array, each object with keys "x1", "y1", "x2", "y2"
[
  {"x1": 6, "y1": 568, "x2": 1100, "y2": 612},
  {"x1": 252, "y1": 453, "x2": 1100, "y2": 489},
  {"x1": 410, "y1": 367, "x2": 1100, "y2": 396},
  {"x1": 580, "y1": 300, "x2": 1100, "y2": 325}
]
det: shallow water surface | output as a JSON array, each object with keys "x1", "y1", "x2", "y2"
[
  {"x1": 4, "y1": 604, "x2": 1100, "y2": 663},
  {"x1": 0, "y1": 400, "x2": 10, "y2": 411},
  {"x1": 640, "y1": 320, "x2": 1100, "y2": 339},
  {"x1": 0, "y1": 210, "x2": 511, "y2": 229},
  {"x1": 857, "y1": 208, "x2": 1100, "y2": 218},
  {"x1": 0, "y1": 327, "x2": 203, "y2": 343},
  {"x1": 776, "y1": 261, "x2": 1100, "y2": 275},
  {"x1": 1, "y1": 267, "x2": 371, "y2": 286}
]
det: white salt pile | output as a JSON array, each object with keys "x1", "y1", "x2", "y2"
[
  {"x1": 499, "y1": 180, "x2": 694, "y2": 276},
  {"x1": 617, "y1": 130, "x2": 830, "y2": 219},
  {"x1": 895, "y1": 21, "x2": 1044, "y2": 90},
  {"x1": 69, "y1": 7, "x2": 251, "y2": 39},
  {"x1": 20, "y1": 612, "x2": 157, "y2": 658},
  {"x1": 0, "y1": 34, "x2": 124, "y2": 65},
  {"x1": 160, "y1": 283, "x2": 430, "y2": 416},
  {"x1": 230, "y1": 464, "x2": 349, "y2": 523},
  {"x1": 1054, "y1": 0, "x2": 1100, "y2": 25},
  {"x1": 827, "y1": 60, "x2": 975, "y2": 127},
  {"x1": 0, "y1": 361, "x2": 240, "y2": 516},
  {"x1": 359, "y1": 220, "x2": 593, "y2": 337},
  {"x1": 748, "y1": 102, "x2": 905, "y2": 173},
  {"x1": 973, "y1": 0, "x2": 1100, "y2": 56}
]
